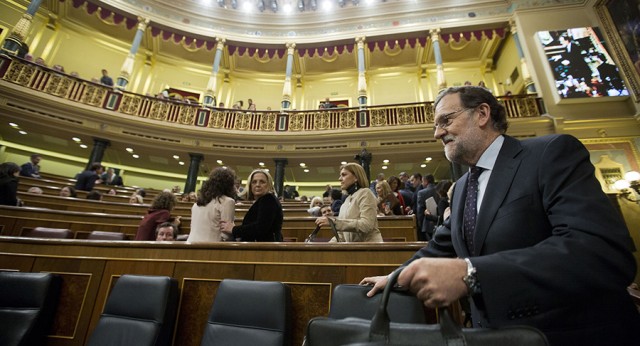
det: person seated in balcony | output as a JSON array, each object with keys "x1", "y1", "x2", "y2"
[
  {"x1": 74, "y1": 163, "x2": 104, "y2": 191},
  {"x1": 188, "y1": 167, "x2": 237, "y2": 243},
  {"x1": 247, "y1": 98, "x2": 256, "y2": 111},
  {"x1": 20, "y1": 154, "x2": 42, "y2": 179},
  {"x1": 0, "y1": 162, "x2": 22, "y2": 206},
  {"x1": 135, "y1": 191, "x2": 181, "y2": 241},
  {"x1": 155, "y1": 222, "x2": 177, "y2": 241},
  {"x1": 100, "y1": 69, "x2": 114, "y2": 86},
  {"x1": 60, "y1": 186, "x2": 77, "y2": 198},
  {"x1": 35, "y1": 57, "x2": 47, "y2": 67}
]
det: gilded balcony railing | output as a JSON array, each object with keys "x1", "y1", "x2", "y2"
[{"x1": 0, "y1": 56, "x2": 545, "y2": 132}]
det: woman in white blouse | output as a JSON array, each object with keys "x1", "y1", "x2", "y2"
[{"x1": 188, "y1": 167, "x2": 237, "y2": 242}]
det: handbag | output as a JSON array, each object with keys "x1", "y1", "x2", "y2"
[
  {"x1": 305, "y1": 218, "x2": 342, "y2": 242},
  {"x1": 305, "y1": 267, "x2": 549, "y2": 346}
]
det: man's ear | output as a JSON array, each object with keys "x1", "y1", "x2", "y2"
[{"x1": 476, "y1": 103, "x2": 491, "y2": 127}]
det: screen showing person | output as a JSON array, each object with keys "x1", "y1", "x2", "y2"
[{"x1": 537, "y1": 27, "x2": 629, "y2": 98}]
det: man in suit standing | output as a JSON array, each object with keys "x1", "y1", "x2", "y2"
[
  {"x1": 20, "y1": 154, "x2": 41, "y2": 179},
  {"x1": 75, "y1": 162, "x2": 104, "y2": 191},
  {"x1": 415, "y1": 174, "x2": 438, "y2": 240},
  {"x1": 361, "y1": 86, "x2": 639, "y2": 345}
]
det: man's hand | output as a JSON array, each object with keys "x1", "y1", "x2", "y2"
[
  {"x1": 359, "y1": 275, "x2": 389, "y2": 297},
  {"x1": 397, "y1": 258, "x2": 468, "y2": 307}
]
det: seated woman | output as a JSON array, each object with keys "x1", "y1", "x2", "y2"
[
  {"x1": 220, "y1": 169, "x2": 283, "y2": 241},
  {"x1": 128, "y1": 194, "x2": 144, "y2": 204},
  {"x1": 307, "y1": 196, "x2": 323, "y2": 216},
  {"x1": 188, "y1": 167, "x2": 237, "y2": 243},
  {"x1": 386, "y1": 176, "x2": 406, "y2": 214},
  {"x1": 135, "y1": 191, "x2": 181, "y2": 240},
  {"x1": 0, "y1": 162, "x2": 21, "y2": 206},
  {"x1": 375, "y1": 180, "x2": 402, "y2": 216},
  {"x1": 314, "y1": 163, "x2": 382, "y2": 242},
  {"x1": 59, "y1": 186, "x2": 77, "y2": 198}
]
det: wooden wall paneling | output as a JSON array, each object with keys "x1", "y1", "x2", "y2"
[
  {"x1": 0, "y1": 253, "x2": 36, "y2": 271},
  {"x1": 31, "y1": 257, "x2": 106, "y2": 346}
]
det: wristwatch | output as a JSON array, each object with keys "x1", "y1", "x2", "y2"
[{"x1": 462, "y1": 258, "x2": 481, "y2": 296}]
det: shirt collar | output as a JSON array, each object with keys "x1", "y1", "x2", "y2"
[{"x1": 475, "y1": 135, "x2": 504, "y2": 172}]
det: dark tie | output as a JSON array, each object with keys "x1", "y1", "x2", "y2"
[{"x1": 463, "y1": 166, "x2": 483, "y2": 255}]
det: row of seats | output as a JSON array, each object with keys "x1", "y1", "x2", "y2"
[{"x1": 0, "y1": 272, "x2": 293, "y2": 346}]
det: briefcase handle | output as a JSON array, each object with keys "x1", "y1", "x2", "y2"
[{"x1": 369, "y1": 266, "x2": 466, "y2": 344}]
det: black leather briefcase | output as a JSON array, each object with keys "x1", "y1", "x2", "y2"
[{"x1": 305, "y1": 267, "x2": 549, "y2": 346}]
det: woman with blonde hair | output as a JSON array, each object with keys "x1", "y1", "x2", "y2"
[
  {"x1": 220, "y1": 169, "x2": 283, "y2": 241},
  {"x1": 189, "y1": 167, "x2": 237, "y2": 242},
  {"x1": 315, "y1": 162, "x2": 382, "y2": 242},
  {"x1": 375, "y1": 180, "x2": 402, "y2": 216}
]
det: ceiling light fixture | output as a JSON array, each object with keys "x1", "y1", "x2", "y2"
[
  {"x1": 132, "y1": 154, "x2": 140, "y2": 158},
  {"x1": 259, "y1": 162, "x2": 265, "y2": 166},
  {"x1": 179, "y1": 161, "x2": 185, "y2": 165},
  {"x1": 18, "y1": 130, "x2": 27, "y2": 135},
  {"x1": 126, "y1": 148, "x2": 134, "y2": 153},
  {"x1": 80, "y1": 144, "x2": 88, "y2": 149},
  {"x1": 72, "y1": 137, "x2": 81, "y2": 142},
  {"x1": 299, "y1": 163, "x2": 306, "y2": 167},
  {"x1": 173, "y1": 155, "x2": 180, "y2": 159},
  {"x1": 9, "y1": 122, "x2": 18, "y2": 127},
  {"x1": 217, "y1": 159, "x2": 224, "y2": 164}
]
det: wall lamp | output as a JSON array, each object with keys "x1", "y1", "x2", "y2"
[{"x1": 614, "y1": 171, "x2": 640, "y2": 202}]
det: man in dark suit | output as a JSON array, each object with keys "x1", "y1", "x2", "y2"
[
  {"x1": 415, "y1": 174, "x2": 438, "y2": 240},
  {"x1": 20, "y1": 154, "x2": 42, "y2": 179},
  {"x1": 361, "y1": 86, "x2": 639, "y2": 345},
  {"x1": 75, "y1": 162, "x2": 104, "y2": 191},
  {"x1": 102, "y1": 168, "x2": 123, "y2": 186}
]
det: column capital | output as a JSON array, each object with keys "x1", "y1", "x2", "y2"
[
  {"x1": 286, "y1": 42, "x2": 296, "y2": 50},
  {"x1": 355, "y1": 36, "x2": 366, "y2": 44},
  {"x1": 429, "y1": 28, "x2": 441, "y2": 41},
  {"x1": 215, "y1": 37, "x2": 226, "y2": 50},
  {"x1": 509, "y1": 19, "x2": 517, "y2": 35},
  {"x1": 136, "y1": 17, "x2": 150, "y2": 31}
]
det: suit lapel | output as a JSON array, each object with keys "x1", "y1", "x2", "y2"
[{"x1": 473, "y1": 136, "x2": 523, "y2": 255}]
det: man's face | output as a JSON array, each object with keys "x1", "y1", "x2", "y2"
[
  {"x1": 433, "y1": 93, "x2": 479, "y2": 166},
  {"x1": 409, "y1": 176, "x2": 420, "y2": 188},
  {"x1": 321, "y1": 207, "x2": 333, "y2": 217},
  {"x1": 156, "y1": 227, "x2": 175, "y2": 241},
  {"x1": 32, "y1": 156, "x2": 41, "y2": 165}
]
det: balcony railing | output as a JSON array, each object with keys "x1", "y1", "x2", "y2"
[{"x1": 0, "y1": 55, "x2": 545, "y2": 132}]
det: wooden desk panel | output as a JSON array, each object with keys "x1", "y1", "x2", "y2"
[{"x1": 0, "y1": 237, "x2": 425, "y2": 346}]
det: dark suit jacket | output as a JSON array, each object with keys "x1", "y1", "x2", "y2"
[
  {"x1": 416, "y1": 184, "x2": 438, "y2": 234},
  {"x1": 407, "y1": 134, "x2": 639, "y2": 345},
  {"x1": 74, "y1": 170, "x2": 99, "y2": 191}
]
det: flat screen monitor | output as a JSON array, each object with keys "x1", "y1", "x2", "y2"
[{"x1": 537, "y1": 27, "x2": 629, "y2": 99}]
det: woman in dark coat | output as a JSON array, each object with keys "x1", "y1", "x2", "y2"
[
  {"x1": 0, "y1": 162, "x2": 21, "y2": 206},
  {"x1": 220, "y1": 169, "x2": 283, "y2": 241}
]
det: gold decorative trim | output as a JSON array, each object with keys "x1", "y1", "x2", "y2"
[{"x1": 594, "y1": 0, "x2": 640, "y2": 101}]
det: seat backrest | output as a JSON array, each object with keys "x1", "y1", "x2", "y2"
[
  {"x1": 201, "y1": 279, "x2": 292, "y2": 346},
  {"x1": 87, "y1": 275, "x2": 179, "y2": 346},
  {"x1": 328, "y1": 284, "x2": 427, "y2": 323},
  {"x1": 0, "y1": 272, "x2": 62, "y2": 346},
  {"x1": 87, "y1": 231, "x2": 126, "y2": 240},
  {"x1": 22, "y1": 227, "x2": 74, "y2": 239}
]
